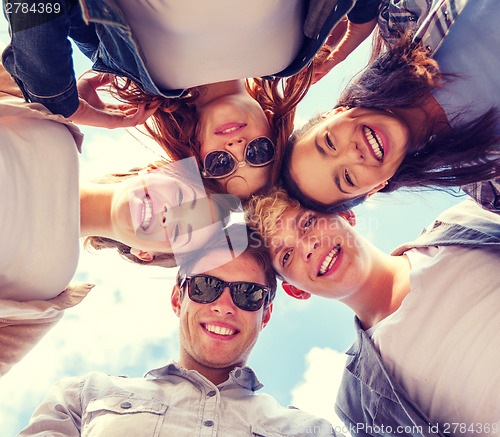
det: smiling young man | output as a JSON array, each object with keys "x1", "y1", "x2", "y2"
[
  {"x1": 18, "y1": 240, "x2": 336, "y2": 436},
  {"x1": 247, "y1": 188, "x2": 500, "y2": 437}
]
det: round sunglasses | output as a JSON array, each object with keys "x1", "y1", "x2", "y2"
[
  {"x1": 180, "y1": 274, "x2": 271, "y2": 311},
  {"x1": 201, "y1": 137, "x2": 275, "y2": 179}
]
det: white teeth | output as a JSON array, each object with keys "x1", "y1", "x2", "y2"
[
  {"x1": 363, "y1": 126, "x2": 384, "y2": 161},
  {"x1": 141, "y1": 195, "x2": 153, "y2": 230},
  {"x1": 318, "y1": 246, "x2": 340, "y2": 276},
  {"x1": 204, "y1": 324, "x2": 236, "y2": 336},
  {"x1": 220, "y1": 126, "x2": 241, "y2": 134}
]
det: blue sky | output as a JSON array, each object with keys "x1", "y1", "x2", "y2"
[{"x1": 0, "y1": 18, "x2": 462, "y2": 435}]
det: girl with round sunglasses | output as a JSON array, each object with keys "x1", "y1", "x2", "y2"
[{"x1": 107, "y1": 73, "x2": 312, "y2": 200}]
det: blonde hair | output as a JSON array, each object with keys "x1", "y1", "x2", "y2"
[{"x1": 245, "y1": 188, "x2": 300, "y2": 241}]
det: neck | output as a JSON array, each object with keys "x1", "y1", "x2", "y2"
[
  {"x1": 79, "y1": 182, "x2": 115, "y2": 238},
  {"x1": 177, "y1": 351, "x2": 240, "y2": 386},
  {"x1": 195, "y1": 79, "x2": 246, "y2": 107},
  {"x1": 348, "y1": 254, "x2": 411, "y2": 330}
]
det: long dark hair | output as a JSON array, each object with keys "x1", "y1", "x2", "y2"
[{"x1": 281, "y1": 38, "x2": 499, "y2": 213}]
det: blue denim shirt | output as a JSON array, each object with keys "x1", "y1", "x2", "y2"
[
  {"x1": 335, "y1": 200, "x2": 500, "y2": 437},
  {"x1": 2, "y1": 0, "x2": 356, "y2": 117}
]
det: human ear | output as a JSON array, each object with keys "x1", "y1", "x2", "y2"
[
  {"x1": 282, "y1": 283, "x2": 311, "y2": 300},
  {"x1": 130, "y1": 248, "x2": 154, "y2": 262},
  {"x1": 321, "y1": 106, "x2": 348, "y2": 118},
  {"x1": 264, "y1": 109, "x2": 274, "y2": 124},
  {"x1": 261, "y1": 302, "x2": 273, "y2": 330},
  {"x1": 366, "y1": 181, "x2": 389, "y2": 198},
  {"x1": 171, "y1": 285, "x2": 182, "y2": 318},
  {"x1": 339, "y1": 210, "x2": 356, "y2": 226}
]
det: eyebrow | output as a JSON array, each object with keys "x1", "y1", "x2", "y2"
[
  {"x1": 190, "y1": 186, "x2": 197, "y2": 209},
  {"x1": 314, "y1": 135, "x2": 350, "y2": 195},
  {"x1": 271, "y1": 209, "x2": 305, "y2": 264},
  {"x1": 315, "y1": 136, "x2": 326, "y2": 156},
  {"x1": 334, "y1": 174, "x2": 349, "y2": 195}
]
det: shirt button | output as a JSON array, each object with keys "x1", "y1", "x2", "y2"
[
  {"x1": 207, "y1": 390, "x2": 216, "y2": 397},
  {"x1": 203, "y1": 420, "x2": 214, "y2": 427},
  {"x1": 120, "y1": 402, "x2": 132, "y2": 409}
]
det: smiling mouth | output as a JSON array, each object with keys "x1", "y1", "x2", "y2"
[
  {"x1": 140, "y1": 195, "x2": 153, "y2": 231},
  {"x1": 318, "y1": 245, "x2": 341, "y2": 276},
  {"x1": 215, "y1": 122, "x2": 247, "y2": 135},
  {"x1": 203, "y1": 323, "x2": 237, "y2": 336},
  {"x1": 363, "y1": 126, "x2": 384, "y2": 161}
]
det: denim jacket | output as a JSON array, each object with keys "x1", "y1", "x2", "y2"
[
  {"x1": 335, "y1": 200, "x2": 500, "y2": 437},
  {"x1": 2, "y1": 0, "x2": 356, "y2": 117}
]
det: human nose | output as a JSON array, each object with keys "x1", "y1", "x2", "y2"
[
  {"x1": 335, "y1": 140, "x2": 364, "y2": 164},
  {"x1": 210, "y1": 287, "x2": 236, "y2": 314},
  {"x1": 224, "y1": 138, "x2": 247, "y2": 162},
  {"x1": 299, "y1": 236, "x2": 320, "y2": 262}
]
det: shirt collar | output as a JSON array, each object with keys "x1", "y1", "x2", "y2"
[{"x1": 144, "y1": 361, "x2": 263, "y2": 392}]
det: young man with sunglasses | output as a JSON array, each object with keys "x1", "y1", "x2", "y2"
[
  {"x1": 18, "y1": 242, "x2": 336, "y2": 436},
  {"x1": 247, "y1": 189, "x2": 500, "y2": 437}
]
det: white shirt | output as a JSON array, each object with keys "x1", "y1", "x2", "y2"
[
  {"x1": 0, "y1": 115, "x2": 80, "y2": 301},
  {"x1": 369, "y1": 245, "x2": 500, "y2": 436},
  {"x1": 114, "y1": 0, "x2": 304, "y2": 90}
]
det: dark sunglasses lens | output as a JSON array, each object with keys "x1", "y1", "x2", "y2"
[
  {"x1": 204, "y1": 151, "x2": 236, "y2": 177},
  {"x1": 189, "y1": 276, "x2": 223, "y2": 303},
  {"x1": 245, "y1": 138, "x2": 275, "y2": 165},
  {"x1": 231, "y1": 283, "x2": 268, "y2": 311}
]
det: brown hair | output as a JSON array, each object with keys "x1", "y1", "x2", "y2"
[{"x1": 281, "y1": 37, "x2": 499, "y2": 213}]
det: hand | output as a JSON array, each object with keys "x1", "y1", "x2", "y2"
[
  {"x1": 312, "y1": 18, "x2": 377, "y2": 85},
  {"x1": 68, "y1": 74, "x2": 157, "y2": 128}
]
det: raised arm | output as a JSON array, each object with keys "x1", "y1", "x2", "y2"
[
  {"x1": 2, "y1": 0, "x2": 153, "y2": 128},
  {"x1": 2, "y1": 0, "x2": 80, "y2": 117}
]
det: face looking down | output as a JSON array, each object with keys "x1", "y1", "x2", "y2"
[
  {"x1": 290, "y1": 107, "x2": 411, "y2": 205},
  {"x1": 171, "y1": 251, "x2": 272, "y2": 371},
  {"x1": 197, "y1": 93, "x2": 274, "y2": 199}
]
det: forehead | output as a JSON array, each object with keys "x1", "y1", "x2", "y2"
[{"x1": 195, "y1": 251, "x2": 266, "y2": 285}]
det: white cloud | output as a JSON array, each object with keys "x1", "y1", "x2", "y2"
[
  {"x1": 0, "y1": 244, "x2": 181, "y2": 435},
  {"x1": 79, "y1": 128, "x2": 167, "y2": 180},
  {"x1": 291, "y1": 347, "x2": 352, "y2": 436}
]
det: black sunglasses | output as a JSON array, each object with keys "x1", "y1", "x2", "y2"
[
  {"x1": 201, "y1": 137, "x2": 275, "y2": 179},
  {"x1": 180, "y1": 274, "x2": 271, "y2": 312}
]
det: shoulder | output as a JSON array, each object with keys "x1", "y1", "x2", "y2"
[{"x1": 249, "y1": 392, "x2": 335, "y2": 436}]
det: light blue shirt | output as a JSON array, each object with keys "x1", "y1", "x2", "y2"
[{"x1": 18, "y1": 361, "x2": 336, "y2": 436}]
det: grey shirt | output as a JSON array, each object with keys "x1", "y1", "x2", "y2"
[{"x1": 18, "y1": 361, "x2": 336, "y2": 436}]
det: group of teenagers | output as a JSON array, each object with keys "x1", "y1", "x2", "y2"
[{"x1": 1, "y1": 0, "x2": 499, "y2": 435}]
